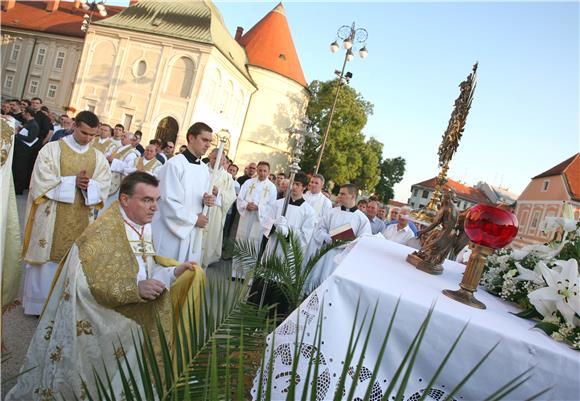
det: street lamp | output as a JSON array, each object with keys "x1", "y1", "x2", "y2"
[
  {"x1": 80, "y1": 0, "x2": 107, "y2": 32},
  {"x1": 314, "y1": 22, "x2": 368, "y2": 174}
]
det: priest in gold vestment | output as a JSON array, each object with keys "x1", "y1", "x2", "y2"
[
  {"x1": 6, "y1": 172, "x2": 205, "y2": 401},
  {"x1": 124, "y1": 143, "x2": 163, "y2": 177},
  {"x1": 102, "y1": 131, "x2": 140, "y2": 211},
  {"x1": 1, "y1": 118, "x2": 22, "y2": 314},
  {"x1": 21, "y1": 111, "x2": 111, "y2": 316},
  {"x1": 91, "y1": 123, "x2": 118, "y2": 157}
]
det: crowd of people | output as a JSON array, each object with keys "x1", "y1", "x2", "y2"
[{"x1": 1, "y1": 100, "x2": 428, "y2": 399}]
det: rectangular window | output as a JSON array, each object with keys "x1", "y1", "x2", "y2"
[
  {"x1": 122, "y1": 114, "x2": 133, "y2": 130},
  {"x1": 541, "y1": 180, "x2": 549, "y2": 192},
  {"x1": 29, "y1": 79, "x2": 39, "y2": 95},
  {"x1": 10, "y1": 43, "x2": 21, "y2": 61},
  {"x1": 530, "y1": 211, "x2": 540, "y2": 229},
  {"x1": 413, "y1": 189, "x2": 419, "y2": 197},
  {"x1": 55, "y1": 51, "x2": 66, "y2": 69},
  {"x1": 35, "y1": 47, "x2": 46, "y2": 65},
  {"x1": 421, "y1": 190, "x2": 429, "y2": 199},
  {"x1": 4, "y1": 74, "x2": 14, "y2": 90},
  {"x1": 47, "y1": 83, "x2": 58, "y2": 99}
]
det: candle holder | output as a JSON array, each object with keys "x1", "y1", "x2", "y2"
[{"x1": 442, "y1": 204, "x2": 518, "y2": 309}]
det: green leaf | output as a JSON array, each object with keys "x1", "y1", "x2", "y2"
[{"x1": 533, "y1": 322, "x2": 559, "y2": 335}]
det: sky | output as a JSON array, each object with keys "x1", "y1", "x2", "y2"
[{"x1": 108, "y1": 1, "x2": 579, "y2": 202}]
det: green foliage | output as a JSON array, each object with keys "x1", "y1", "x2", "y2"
[
  {"x1": 233, "y1": 230, "x2": 347, "y2": 311},
  {"x1": 374, "y1": 156, "x2": 407, "y2": 203}
]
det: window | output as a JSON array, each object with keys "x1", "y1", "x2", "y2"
[
  {"x1": 530, "y1": 211, "x2": 540, "y2": 229},
  {"x1": 541, "y1": 180, "x2": 549, "y2": 192},
  {"x1": 413, "y1": 188, "x2": 419, "y2": 197},
  {"x1": 421, "y1": 190, "x2": 429, "y2": 199},
  {"x1": 123, "y1": 114, "x2": 133, "y2": 130},
  {"x1": 10, "y1": 43, "x2": 21, "y2": 61},
  {"x1": 166, "y1": 57, "x2": 195, "y2": 98},
  {"x1": 4, "y1": 74, "x2": 14, "y2": 90},
  {"x1": 35, "y1": 47, "x2": 47, "y2": 65},
  {"x1": 133, "y1": 60, "x2": 147, "y2": 77},
  {"x1": 55, "y1": 51, "x2": 66, "y2": 69},
  {"x1": 47, "y1": 83, "x2": 58, "y2": 99},
  {"x1": 29, "y1": 79, "x2": 39, "y2": 95}
]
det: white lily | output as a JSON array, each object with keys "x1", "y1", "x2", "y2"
[
  {"x1": 512, "y1": 241, "x2": 567, "y2": 261},
  {"x1": 540, "y1": 216, "x2": 577, "y2": 234},
  {"x1": 528, "y1": 259, "x2": 580, "y2": 325},
  {"x1": 514, "y1": 262, "x2": 544, "y2": 285}
]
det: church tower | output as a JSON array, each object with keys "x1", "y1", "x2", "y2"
[{"x1": 234, "y1": 2, "x2": 310, "y2": 171}]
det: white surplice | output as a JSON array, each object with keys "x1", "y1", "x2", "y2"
[
  {"x1": 304, "y1": 206, "x2": 371, "y2": 294},
  {"x1": 233, "y1": 177, "x2": 277, "y2": 278},
  {"x1": 303, "y1": 191, "x2": 332, "y2": 217},
  {"x1": 152, "y1": 152, "x2": 209, "y2": 264},
  {"x1": 103, "y1": 144, "x2": 139, "y2": 211},
  {"x1": 262, "y1": 198, "x2": 316, "y2": 259},
  {"x1": 22, "y1": 134, "x2": 110, "y2": 315},
  {"x1": 201, "y1": 166, "x2": 236, "y2": 267}
]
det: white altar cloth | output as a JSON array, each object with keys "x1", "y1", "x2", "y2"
[{"x1": 252, "y1": 235, "x2": 579, "y2": 401}]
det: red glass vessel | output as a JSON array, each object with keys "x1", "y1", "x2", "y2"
[{"x1": 464, "y1": 204, "x2": 519, "y2": 249}]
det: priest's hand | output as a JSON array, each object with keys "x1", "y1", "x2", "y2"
[
  {"x1": 138, "y1": 279, "x2": 166, "y2": 300},
  {"x1": 247, "y1": 202, "x2": 257, "y2": 211},
  {"x1": 175, "y1": 261, "x2": 196, "y2": 277},
  {"x1": 76, "y1": 170, "x2": 90, "y2": 190},
  {"x1": 212, "y1": 186, "x2": 219, "y2": 196},
  {"x1": 106, "y1": 155, "x2": 114, "y2": 163},
  {"x1": 196, "y1": 213, "x2": 209, "y2": 228},
  {"x1": 203, "y1": 193, "x2": 215, "y2": 207},
  {"x1": 274, "y1": 216, "x2": 289, "y2": 237}
]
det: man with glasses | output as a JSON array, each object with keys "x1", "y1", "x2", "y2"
[{"x1": 163, "y1": 141, "x2": 175, "y2": 160}]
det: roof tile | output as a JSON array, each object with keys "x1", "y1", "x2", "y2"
[
  {"x1": 237, "y1": 2, "x2": 307, "y2": 88},
  {"x1": 414, "y1": 177, "x2": 490, "y2": 204}
]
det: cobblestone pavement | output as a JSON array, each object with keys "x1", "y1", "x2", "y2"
[{"x1": 1, "y1": 191, "x2": 234, "y2": 397}]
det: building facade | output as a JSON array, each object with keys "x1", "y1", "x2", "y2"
[
  {"x1": 513, "y1": 153, "x2": 580, "y2": 247},
  {"x1": 0, "y1": 0, "x2": 122, "y2": 112},
  {"x1": 408, "y1": 177, "x2": 489, "y2": 211}
]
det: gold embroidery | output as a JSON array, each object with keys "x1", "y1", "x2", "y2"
[
  {"x1": 50, "y1": 346, "x2": 62, "y2": 363},
  {"x1": 62, "y1": 290, "x2": 71, "y2": 301},
  {"x1": 135, "y1": 157, "x2": 160, "y2": 172},
  {"x1": 39, "y1": 239, "x2": 48, "y2": 248},
  {"x1": 114, "y1": 345, "x2": 126, "y2": 359},
  {"x1": 1, "y1": 119, "x2": 14, "y2": 167},
  {"x1": 76, "y1": 320, "x2": 94, "y2": 336},
  {"x1": 91, "y1": 137, "x2": 116, "y2": 154},
  {"x1": 44, "y1": 321, "x2": 54, "y2": 340},
  {"x1": 50, "y1": 141, "x2": 96, "y2": 262},
  {"x1": 77, "y1": 204, "x2": 173, "y2": 367},
  {"x1": 34, "y1": 387, "x2": 56, "y2": 401},
  {"x1": 44, "y1": 204, "x2": 51, "y2": 216}
]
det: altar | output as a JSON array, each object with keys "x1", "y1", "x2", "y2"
[{"x1": 251, "y1": 235, "x2": 579, "y2": 401}]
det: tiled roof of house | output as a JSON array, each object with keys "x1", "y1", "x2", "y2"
[
  {"x1": 1, "y1": 0, "x2": 124, "y2": 38},
  {"x1": 533, "y1": 153, "x2": 580, "y2": 201},
  {"x1": 413, "y1": 177, "x2": 490, "y2": 204},
  {"x1": 237, "y1": 3, "x2": 307, "y2": 88}
]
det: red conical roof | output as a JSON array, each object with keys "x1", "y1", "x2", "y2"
[{"x1": 237, "y1": 3, "x2": 307, "y2": 87}]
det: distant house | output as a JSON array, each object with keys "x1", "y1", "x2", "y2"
[
  {"x1": 408, "y1": 177, "x2": 489, "y2": 211},
  {"x1": 475, "y1": 182, "x2": 518, "y2": 205},
  {"x1": 513, "y1": 153, "x2": 580, "y2": 247}
]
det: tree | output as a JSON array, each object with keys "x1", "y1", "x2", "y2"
[
  {"x1": 301, "y1": 80, "x2": 376, "y2": 190},
  {"x1": 374, "y1": 156, "x2": 406, "y2": 203}
]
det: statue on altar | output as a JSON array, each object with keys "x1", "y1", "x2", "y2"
[{"x1": 406, "y1": 190, "x2": 463, "y2": 274}]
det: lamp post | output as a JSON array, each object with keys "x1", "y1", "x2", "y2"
[
  {"x1": 80, "y1": 0, "x2": 107, "y2": 32},
  {"x1": 314, "y1": 22, "x2": 368, "y2": 174}
]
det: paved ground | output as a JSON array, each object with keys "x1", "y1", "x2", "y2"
[{"x1": 1, "y1": 191, "x2": 235, "y2": 397}]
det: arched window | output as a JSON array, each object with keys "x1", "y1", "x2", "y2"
[
  {"x1": 89, "y1": 41, "x2": 115, "y2": 84},
  {"x1": 166, "y1": 57, "x2": 195, "y2": 98},
  {"x1": 208, "y1": 69, "x2": 221, "y2": 111},
  {"x1": 233, "y1": 89, "x2": 244, "y2": 122},
  {"x1": 221, "y1": 80, "x2": 233, "y2": 115}
]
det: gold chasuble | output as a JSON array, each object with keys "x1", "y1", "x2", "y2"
[
  {"x1": 5, "y1": 205, "x2": 206, "y2": 401},
  {"x1": 135, "y1": 156, "x2": 161, "y2": 173},
  {"x1": 50, "y1": 141, "x2": 96, "y2": 261},
  {"x1": 91, "y1": 137, "x2": 117, "y2": 155}
]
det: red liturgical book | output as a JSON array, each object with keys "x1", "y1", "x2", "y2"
[{"x1": 330, "y1": 223, "x2": 355, "y2": 241}]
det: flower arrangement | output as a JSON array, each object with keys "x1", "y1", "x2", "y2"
[{"x1": 480, "y1": 212, "x2": 580, "y2": 350}]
